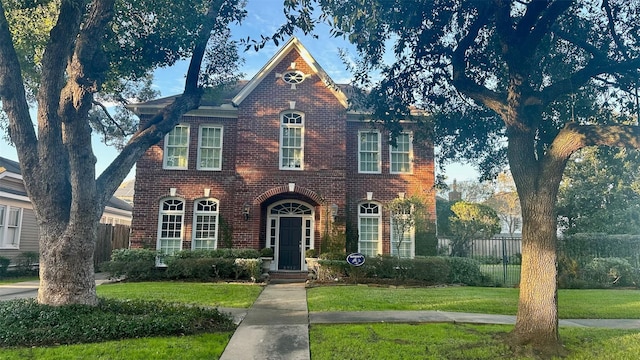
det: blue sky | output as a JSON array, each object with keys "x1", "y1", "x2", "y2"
[{"x1": 0, "y1": 0, "x2": 478, "y2": 182}]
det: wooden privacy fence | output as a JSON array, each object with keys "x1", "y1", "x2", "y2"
[{"x1": 94, "y1": 224, "x2": 130, "y2": 268}]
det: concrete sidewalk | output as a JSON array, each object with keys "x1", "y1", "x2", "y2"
[
  {"x1": 0, "y1": 273, "x2": 114, "y2": 301},
  {"x1": 220, "y1": 282, "x2": 310, "y2": 360}
]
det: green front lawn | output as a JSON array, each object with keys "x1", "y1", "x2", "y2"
[
  {"x1": 310, "y1": 323, "x2": 640, "y2": 359},
  {"x1": 96, "y1": 281, "x2": 263, "y2": 308},
  {"x1": 307, "y1": 285, "x2": 640, "y2": 319}
]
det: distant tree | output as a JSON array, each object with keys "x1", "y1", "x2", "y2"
[
  {"x1": 0, "y1": 0, "x2": 245, "y2": 306},
  {"x1": 557, "y1": 147, "x2": 640, "y2": 235},
  {"x1": 485, "y1": 172, "x2": 522, "y2": 236},
  {"x1": 448, "y1": 201, "x2": 501, "y2": 257},
  {"x1": 452, "y1": 180, "x2": 494, "y2": 203},
  {"x1": 386, "y1": 196, "x2": 424, "y2": 258}
]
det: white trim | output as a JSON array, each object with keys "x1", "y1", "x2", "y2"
[
  {"x1": 232, "y1": 37, "x2": 348, "y2": 108},
  {"x1": 267, "y1": 200, "x2": 315, "y2": 271},
  {"x1": 191, "y1": 198, "x2": 220, "y2": 250},
  {"x1": 357, "y1": 202, "x2": 382, "y2": 256},
  {"x1": 197, "y1": 125, "x2": 224, "y2": 171},
  {"x1": 279, "y1": 111, "x2": 305, "y2": 171},
  {"x1": 163, "y1": 124, "x2": 190, "y2": 170},
  {"x1": 389, "y1": 131, "x2": 414, "y2": 174},
  {"x1": 156, "y1": 197, "x2": 185, "y2": 266},
  {"x1": 358, "y1": 130, "x2": 382, "y2": 174},
  {"x1": 0, "y1": 191, "x2": 31, "y2": 204},
  {"x1": 0, "y1": 205, "x2": 22, "y2": 249}
]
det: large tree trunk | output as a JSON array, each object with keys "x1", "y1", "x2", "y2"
[
  {"x1": 37, "y1": 219, "x2": 99, "y2": 306},
  {"x1": 507, "y1": 130, "x2": 568, "y2": 356},
  {"x1": 511, "y1": 187, "x2": 561, "y2": 350}
]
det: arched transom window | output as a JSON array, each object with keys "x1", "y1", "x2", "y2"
[{"x1": 270, "y1": 202, "x2": 312, "y2": 215}]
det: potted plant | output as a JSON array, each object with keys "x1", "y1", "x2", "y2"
[{"x1": 260, "y1": 247, "x2": 274, "y2": 274}]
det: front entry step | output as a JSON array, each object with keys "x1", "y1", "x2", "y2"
[{"x1": 268, "y1": 271, "x2": 309, "y2": 283}]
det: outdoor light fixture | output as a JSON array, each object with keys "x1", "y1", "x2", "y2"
[
  {"x1": 330, "y1": 203, "x2": 338, "y2": 217},
  {"x1": 242, "y1": 203, "x2": 251, "y2": 221}
]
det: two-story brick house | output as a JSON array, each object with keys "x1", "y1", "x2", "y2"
[{"x1": 129, "y1": 37, "x2": 436, "y2": 273}]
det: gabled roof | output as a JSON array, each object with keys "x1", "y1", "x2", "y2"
[
  {"x1": 0, "y1": 156, "x2": 21, "y2": 175},
  {"x1": 232, "y1": 37, "x2": 349, "y2": 108}
]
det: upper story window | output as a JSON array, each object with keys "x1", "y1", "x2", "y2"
[
  {"x1": 163, "y1": 125, "x2": 189, "y2": 169},
  {"x1": 192, "y1": 199, "x2": 219, "y2": 250},
  {"x1": 0, "y1": 205, "x2": 22, "y2": 249},
  {"x1": 358, "y1": 131, "x2": 381, "y2": 173},
  {"x1": 358, "y1": 202, "x2": 381, "y2": 257},
  {"x1": 390, "y1": 132, "x2": 413, "y2": 174},
  {"x1": 157, "y1": 198, "x2": 184, "y2": 264},
  {"x1": 279, "y1": 112, "x2": 304, "y2": 170},
  {"x1": 197, "y1": 125, "x2": 223, "y2": 171}
]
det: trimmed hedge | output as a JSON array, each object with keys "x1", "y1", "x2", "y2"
[
  {"x1": 101, "y1": 248, "x2": 262, "y2": 282},
  {"x1": 315, "y1": 254, "x2": 491, "y2": 286}
]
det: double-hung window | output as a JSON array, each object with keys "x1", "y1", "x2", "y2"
[
  {"x1": 358, "y1": 202, "x2": 381, "y2": 257},
  {"x1": 163, "y1": 125, "x2": 189, "y2": 169},
  {"x1": 157, "y1": 198, "x2": 184, "y2": 264},
  {"x1": 0, "y1": 205, "x2": 22, "y2": 249},
  {"x1": 358, "y1": 131, "x2": 381, "y2": 173},
  {"x1": 280, "y1": 112, "x2": 304, "y2": 170},
  {"x1": 390, "y1": 132, "x2": 413, "y2": 174},
  {"x1": 192, "y1": 199, "x2": 219, "y2": 250},
  {"x1": 197, "y1": 126, "x2": 223, "y2": 170}
]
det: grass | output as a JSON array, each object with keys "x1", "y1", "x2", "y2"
[
  {"x1": 307, "y1": 285, "x2": 640, "y2": 318},
  {"x1": 480, "y1": 264, "x2": 521, "y2": 287},
  {"x1": 0, "y1": 332, "x2": 233, "y2": 360},
  {"x1": 96, "y1": 281, "x2": 263, "y2": 308},
  {"x1": 0, "y1": 276, "x2": 38, "y2": 285},
  {"x1": 310, "y1": 323, "x2": 640, "y2": 359}
]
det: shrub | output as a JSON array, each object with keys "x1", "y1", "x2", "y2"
[
  {"x1": 171, "y1": 248, "x2": 260, "y2": 259},
  {"x1": 260, "y1": 247, "x2": 274, "y2": 258},
  {"x1": 101, "y1": 249, "x2": 163, "y2": 281},
  {"x1": 411, "y1": 257, "x2": 450, "y2": 283},
  {"x1": 0, "y1": 298, "x2": 233, "y2": 347},
  {"x1": 14, "y1": 251, "x2": 39, "y2": 275},
  {"x1": 0, "y1": 257, "x2": 9, "y2": 278},
  {"x1": 165, "y1": 258, "x2": 218, "y2": 281},
  {"x1": 234, "y1": 258, "x2": 262, "y2": 282},
  {"x1": 305, "y1": 248, "x2": 318, "y2": 258},
  {"x1": 442, "y1": 257, "x2": 490, "y2": 286},
  {"x1": 583, "y1": 257, "x2": 636, "y2": 288}
]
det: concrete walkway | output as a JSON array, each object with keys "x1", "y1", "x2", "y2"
[
  {"x1": 220, "y1": 282, "x2": 310, "y2": 360},
  {"x1": 0, "y1": 273, "x2": 114, "y2": 301}
]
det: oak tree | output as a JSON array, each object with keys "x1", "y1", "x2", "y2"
[
  {"x1": 275, "y1": 0, "x2": 640, "y2": 353},
  {"x1": 0, "y1": 0, "x2": 245, "y2": 305}
]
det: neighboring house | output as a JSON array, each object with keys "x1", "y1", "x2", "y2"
[
  {"x1": 0, "y1": 156, "x2": 132, "y2": 263},
  {"x1": 129, "y1": 37, "x2": 436, "y2": 273},
  {"x1": 114, "y1": 179, "x2": 135, "y2": 206}
]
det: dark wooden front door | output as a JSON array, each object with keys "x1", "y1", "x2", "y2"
[{"x1": 278, "y1": 217, "x2": 302, "y2": 270}]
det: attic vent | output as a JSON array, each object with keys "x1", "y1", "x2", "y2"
[{"x1": 282, "y1": 70, "x2": 306, "y2": 87}]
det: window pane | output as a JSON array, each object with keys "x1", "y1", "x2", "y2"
[
  {"x1": 165, "y1": 125, "x2": 189, "y2": 168},
  {"x1": 199, "y1": 126, "x2": 223, "y2": 170},
  {"x1": 280, "y1": 113, "x2": 304, "y2": 169},
  {"x1": 193, "y1": 199, "x2": 219, "y2": 250},
  {"x1": 391, "y1": 133, "x2": 412, "y2": 173},
  {"x1": 359, "y1": 132, "x2": 380, "y2": 173}
]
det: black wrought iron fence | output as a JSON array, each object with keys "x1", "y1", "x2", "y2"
[{"x1": 438, "y1": 237, "x2": 522, "y2": 287}]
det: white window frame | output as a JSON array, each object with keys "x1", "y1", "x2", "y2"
[
  {"x1": 192, "y1": 198, "x2": 219, "y2": 250},
  {"x1": 163, "y1": 124, "x2": 190, "y2": 170},
  {"x1": 279, "y1": 111, "x2": 305, "y2": 170},
  {"x1": 389, "y1": 132, "x2": 413, "y2": 174},
  {"x1": 358, "y1": 202, "x2": 382, "y2": 257},
  {"x1": 390, "y1": 208, "x2": 415, "y2": 258},
  {"x1": 0, "y1": 205, "x2": 22, "y2": 249},
  {"x1": 157, "y1": 198, "x2": 185, "y2": 265},
  {"x1": 358, "y1": 130, "x2": 381, "y2": 174},
  {"x1": 197, "y1": 125, "x2": 223, "y2": 171}
]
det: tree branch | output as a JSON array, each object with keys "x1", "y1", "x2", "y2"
[
  {"x1": 452, "y1": 3, "x2": 505, "y2": 117},
  {"x1": 97, "y1": 0, "x2": 227, "y2": 204},
  {"x1": 0, "y1": 2, "x2": 37, "y2": 169}
]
